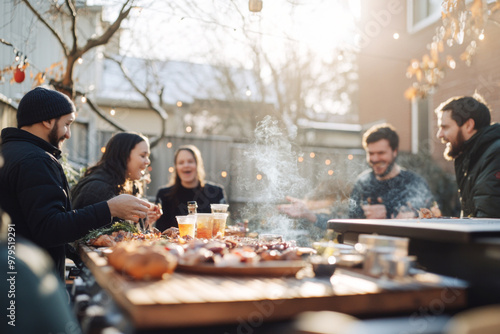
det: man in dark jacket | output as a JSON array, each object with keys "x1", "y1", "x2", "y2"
[
  {"x1": 0, "y1": 87, "x2": 151, "y2": 280},
  {"x1": 436, "y1": 94, "x2": 500, "y2": 218}
]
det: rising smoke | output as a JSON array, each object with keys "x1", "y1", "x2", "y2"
[{"x1": 236, "y1": 116, "x2": 309, "y2": 242}]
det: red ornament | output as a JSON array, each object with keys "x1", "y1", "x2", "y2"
[{"x1": 14, "y1": 68, "x2": 25, "y2": 83}]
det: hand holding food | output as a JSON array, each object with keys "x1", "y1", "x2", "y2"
[
  {"x1": 146, "y1": 203, "x2": 163, "y2": 224},
  {"x1": 277, "y1": 196, "x2": 317, "y2": 223},
  {"x1": 361, "y1": 203, "x2": 387, "y2": 219},
  {"x1": 107, "y1": 194, "x2": 150, "y2": 222}
]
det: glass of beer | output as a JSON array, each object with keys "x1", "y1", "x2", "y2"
[
  {"x1": 176, "y1": 215, "x2": 196, "y2": 238},
  {"x1": 196, "y1": 213, "x2": 214, "y2": 239},
  {"x1": 212, "y1": 213, "x2": 229, "y2": 238}
]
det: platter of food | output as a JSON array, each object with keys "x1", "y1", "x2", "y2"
[
  {"x1": 176, "y1": 260, "x2": 306, "y2": 277},
  {"x1": 81, "y1": 222, "x2": 316, "y2": 279}
]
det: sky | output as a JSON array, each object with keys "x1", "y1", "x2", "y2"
[
  {"x1": 84, "y1": 0, "x2": 361, "y2": 117},
  {"x1": 90, "y1": 0, "x2": 360, "y2": 66}
]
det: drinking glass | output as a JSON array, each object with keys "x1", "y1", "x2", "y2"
[
  {"x1": 176, "y1": 215, "x2": 196, "y2": 238},
  {"x1": 196, "y1": 213, "x2": 214, "y2": 239},
  {"x1": 210, "y1": 204, "x2": 229, "y2": 213},
  {"x1": 211, "y1": 213, "x2": 228, "y2": 238}
]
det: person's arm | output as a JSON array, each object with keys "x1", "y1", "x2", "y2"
[
  {"x1": 277, "y1": 196, "x2": 318, "y2": 223},
  {"x1": 18, "y1": 157, "x2": 147, "y2": 248},
  {"x1": 401, "y1": 173, "x2": 435, "y2": 217}
]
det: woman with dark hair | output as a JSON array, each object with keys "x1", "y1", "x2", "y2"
[
  {"x1": 154, "y1": 145, "x2": 227, "y2": 232},
  {"x1": 71, "y1": 132, "x2": 161, "y2": 224}
]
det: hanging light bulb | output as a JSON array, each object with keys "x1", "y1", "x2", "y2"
[
  {"x1": 249, "y1": 0, "x2": 263, "y2": 12},
  {"x1": 81, "y1": 95, "x2": 87, "y2": 103}
]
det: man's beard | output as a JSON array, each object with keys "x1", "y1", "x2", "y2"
[
  {"x1": 443, "y1": 129, "x2": 465, "y2": 161},
  {"x1": 371, "y1": 155, "x2": 396, "y2": 178},
  {"x1": 48, "y1": 123, "x2": 65, "y2": 148}
]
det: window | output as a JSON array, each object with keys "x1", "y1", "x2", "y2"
[
  {"x1": 407, "y1": 0, "x2": 442, "y2": 33},
  {"x1": 65, "y1": 121, "x2": 88, "y2": 165}
]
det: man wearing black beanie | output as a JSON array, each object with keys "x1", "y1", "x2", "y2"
[{"x1": 0, "y1": 86, "x2": 151, "y2": 281}]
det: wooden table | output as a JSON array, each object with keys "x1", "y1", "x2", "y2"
[{"x1": 79, "y1": 244, "x2": 467, "y2": 330}]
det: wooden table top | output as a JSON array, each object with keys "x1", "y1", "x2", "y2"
[{"x1": 79, "y1": 244, "x2": 467, "y2": 329}]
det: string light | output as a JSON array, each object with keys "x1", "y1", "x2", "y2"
[
  {"x1": 249, "y1": 0, "x2": 263, "y2": 12},
  {"x1": 348, "y1": 154, "x2": 353, "y2": 160},
  {"x1": 393, "y1": 32, "x2": 400, "y2": 40},
  {"x1": 81, "y1": 95, "x2": 87, "y2": 103},
  {"x1": 77, "y1": 57, "x2": 83, "y2": 64},
  {"x1": 110, "y1": 108, "x2": 116, "y2": 116},
  {"x1": 309, "y1": 152, "x2": 315, "y2": 158},
  {"x1": 185, "y1": 126, "x2": 192, "y2": 133},
  {"x1": 245, "y1": 87, "x2": 252, "y2": 96},
  {"x1": 100, "y1": 146, "x2": 106, "y2": 153},
  {"x1": 166, "y1": 142, "x2": 173, "y2": 148},
  {"x1": 325, "y1": 159, "x2": 331, "y2": 165},
  {"x1": 176, "y1": 101, "x2": 183, "y2": 107},
  {"x1": 221, "y1": 171, "x2": 227, "y2": 178},
  {"x1": 478, "y1": 33, "x2": 485, "y2": 40},
  {"x1": 446, "y1": 56, "x2": 456, "y2": 69},
  {"x1": 298, "y1": 156, "x2": 304, "y2": 163},
  {"x1": 168, "y1": 167, "x2": 174, "y2": 173},
  {"x1": 328, "y1": 170, "x2": 334, "y2": 175},
  {"x1": 256, "y1": 174, "x2": 263, "y2": 180}
]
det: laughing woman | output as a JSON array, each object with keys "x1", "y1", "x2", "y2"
[
  {"x1": 71, "y1": 132, "x2": 161, "y2": 224},
  {"x1": 154, "y1": 145, "x2": 227, "y2": 232}
]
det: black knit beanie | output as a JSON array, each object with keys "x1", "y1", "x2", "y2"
[{"x1": 17, "y1": 87, "x2": 76, "y2": 128}]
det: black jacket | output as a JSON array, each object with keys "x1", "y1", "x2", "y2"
[
  {"x1": 0, "y1": 128, "x2": 111, "y2": 280},
  {"x1": 454, "y1": 123, "x2": 500, "y2": 218},
  {"x1": 155, "y1": 182, "x2": 226, "y2": 232}
]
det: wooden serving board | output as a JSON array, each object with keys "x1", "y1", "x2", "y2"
[{"x1": 79, "y1": 244, "x2": 467, "y2": 329}]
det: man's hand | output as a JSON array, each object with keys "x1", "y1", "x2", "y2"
[
  {"x1": 277, "y1": 196, "x2": 317, "y2": 223},
  {"x1": 394, "y1": 210, "x2": 417, "y2": 219},
  {"x1": 361, "y1": 203, "x2": 387, "y2": 219},
  {"x1": 107, "y1": 194, "x2": 150, "y2": 222}
]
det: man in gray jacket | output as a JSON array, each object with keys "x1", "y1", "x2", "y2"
[{"x1": 435, "y1": 94, "x2": 500, "y2": 218}]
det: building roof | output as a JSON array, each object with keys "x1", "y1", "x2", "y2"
[{"x1": 97, "y1": 56, "x2": 269, "y2": 106}]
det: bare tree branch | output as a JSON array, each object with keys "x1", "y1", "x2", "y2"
[
  {"x1": 48, "y1": 79, "x2": 125, "y2": 131},
  {"x1": 82, "y1": 95, "x2": 127, "y2": 132},
  {"x1": 65, "y1": 0, "x2": 78, "y2": 55},
  {"x1": 80, "y1": 0, "x2": 134, "y2": 54},
  {"x1": 105, "y1": 54, "x2": 168, "y2": 147},
  {"x1": 21, "y1": 0, "x2": 70, "y2": 57}
]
